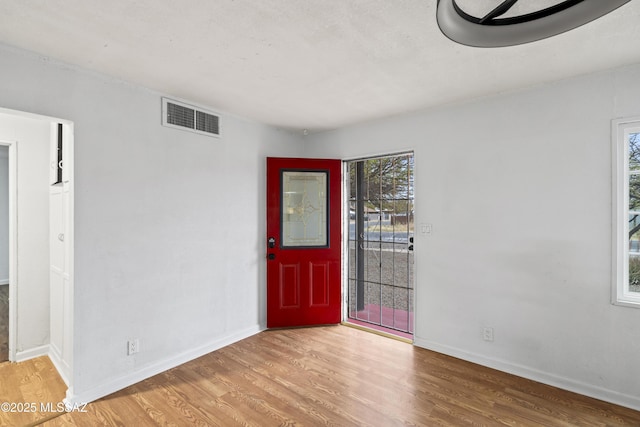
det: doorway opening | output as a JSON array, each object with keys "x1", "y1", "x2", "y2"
[
  {"x1": 0, "y1": 109, "x2": 73, "y2": 392},
  {"x1": 0, "y1": 145, "x2": 8, "y2": 362},
  {"x1": 346, "y1": 153, "x2": 414, "y2": 340}
]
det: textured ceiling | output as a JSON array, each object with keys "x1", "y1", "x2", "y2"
[{"x1": 0, "y1": 1, "x2": 639, "y2": 132}]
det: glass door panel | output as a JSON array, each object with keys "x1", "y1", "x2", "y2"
[{"x1": 281, "y1": 171, "x2": 328, "y2": 248}]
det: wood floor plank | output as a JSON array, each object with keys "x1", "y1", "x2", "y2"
[
  {"x1": 0, "y1": 357, "x2": 67, "y2": 427},
  {"x1": 217, "y1": 344, "x2": 362, "y2": 425},
  {"x1": 2, "y1": 326, "x2": 638, "y2": 426}
]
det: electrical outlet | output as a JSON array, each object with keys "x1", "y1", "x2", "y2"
[
  {"x1": 482, "y1": 327, "x2": 494, "y2": 342},
  {"x1": 127, "y1": 339, "x2": 139, "y2": 355}
]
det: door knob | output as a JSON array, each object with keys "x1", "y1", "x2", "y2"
[{"x1": 268, "y1": 253, "x2": 276, "y2": 260}]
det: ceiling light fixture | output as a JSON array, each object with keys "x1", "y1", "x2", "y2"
[{"x1": 436, "y1": 0, "x2": 631, "y2": 47}]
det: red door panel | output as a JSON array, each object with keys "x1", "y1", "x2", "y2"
[
  {"x1": 266, "y1": 157, "x2": 341, "y2": 328},
  {"x1": 279, "y1": 263, "x2": 300, "y2": 308},
  {"x1": 310, "y1": 262, "x2": 329, "y2": 307}
]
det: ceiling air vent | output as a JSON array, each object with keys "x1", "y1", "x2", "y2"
[{"x1": 162, "y1": 97, "x2": 220, "y2": 137}]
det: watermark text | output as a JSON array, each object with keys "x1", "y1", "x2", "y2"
[{"x1": 0, "y1": 401, "x2": 88, "y2": 413}]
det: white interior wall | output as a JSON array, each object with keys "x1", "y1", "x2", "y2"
[
  {"x1": 0, "y1": 114, "x2": 51, "y2": 355},
  {"x1": 0, "y1": 146, "x2": 8, "y2": 284},
  {"x1": 0, "y1": 43, "x2": 304, "y2": 403},
  {"x1": 4, "y1": 36, "x2": 640, "y2": 411},
  {"x1": 304, "y1": 64, "x2": 640, "y2": 410}
]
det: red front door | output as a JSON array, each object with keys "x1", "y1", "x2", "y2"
[{"x1": 266, "y1": 157, "x2": 342, "y2": 328}]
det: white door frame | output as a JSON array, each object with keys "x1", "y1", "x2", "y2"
[{"x1": 0, "y1": 139, "x2": 18, "y2": 361}]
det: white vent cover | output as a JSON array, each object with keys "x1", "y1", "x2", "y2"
[{"x1": 162, "y1": 97, "x2": 220, "y2": 137}]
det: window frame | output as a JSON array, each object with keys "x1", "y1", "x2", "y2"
[{"x1": 612, "y1": 117, "x2": 640, "y2": 308}]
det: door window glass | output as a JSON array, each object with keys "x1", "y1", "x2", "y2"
[{"x1": 281, "y1": 171, "x2": 328, "y2": 247}]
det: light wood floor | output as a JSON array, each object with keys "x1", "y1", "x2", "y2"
[
  {"x1": 0, "y1": 355, "x2": 67, "y2": 426},
  {"x1": 2, "y1": 325, "x2": 640, "y2": 426}
]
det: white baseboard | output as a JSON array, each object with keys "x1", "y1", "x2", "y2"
[
  {"x1": 66, "y1": 324, "x2": 263, "y2": 405},
  {"x1": 0, "y1": 279, "x2": 8, "y2": 285},
  {"x1": 15, "y1": 344, "x2": 49, "y2": 362},
  {"x1": 413, "y1": 337, "x2": 640, "y2": 412}
]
